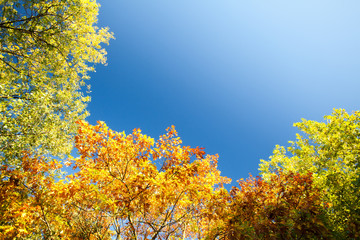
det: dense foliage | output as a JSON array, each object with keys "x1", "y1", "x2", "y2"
[
  {"x1": 260, "y1": 109, "x2": 360, "y2": 238},
  {"x1": 209, "y1": 171, "x2": 331, "y2": 239},
  {"x1": 0, "y1": 0, "x2": 113, "y2": 165},
  {"x1": 1, "y1": 0, "x2": 360, "y2": 239},
  {"x1": 0, "y1": 121, "x2": 230, "y2": 239}
]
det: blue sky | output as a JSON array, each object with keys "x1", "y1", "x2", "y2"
[{"x1": 87, "y1": 0, "x2": 360, "y2": 185}]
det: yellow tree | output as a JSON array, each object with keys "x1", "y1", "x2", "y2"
[
  {"x1": 260, "y1": 109, "x2": 360, "y2": 238},
  {"x1": 1, "y1": 121, "x2": 230, "y2": 239},
  {"x1": 0, "y1": 152, "x2": 114, "y2": 239},
  {"x1": 0, "y1": 153, "x2": 67, "y2": 239},
  {"x1": 64, "y1": 120, "x2": 231, "y2": 239},
  {"x1": 0, "y1": 0, "x2": 113, "y2": 165}
]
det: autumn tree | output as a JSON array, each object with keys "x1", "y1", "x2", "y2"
[
  {"x1": 260, "y1": 109, "x2": 360, "y2": 238},
  {"x1": 208, "y1": 171, "x2": 331, "y2": 240},
  {"x1": 67, "y1": 120, "x2": 230, "y2": 239},
  {"x1": 0, "y1": 153, "x2": 65, "y2": 239},
  {"x1": 0, "y1": 121, "x2": 230, "y2": 239},
  {"x1": 0, "y1": 153, "x2": 113, "y2": 239},
  {"x1": 0, "y1": 0, "x2": 113, "y2": 165}
]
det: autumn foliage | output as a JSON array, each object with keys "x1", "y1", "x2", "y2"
[
  {"x1": 1, "y1": 120, "x2": 336, "y2": 239},
  {"x1": 1, "y1": 121, "x2": 230, "y2": 239},
  {"x1": 260, "y1": 109, "x2": 360, "y2": 238},
  {"x1": 0, "y1": 154, "x2": 64, "y2": 238},
  {"x1": 4, "y1": 114, "x2": 360, "y2": 239},
  {"x1": 209, "y1": 171, "x2": 331, "y2": 239},
  {"x1": 1, "y1": 1, "x2": 360, "y2": 238},
  {"x1": 69, "y1": 120, "x2": 231, "y2": 239}
]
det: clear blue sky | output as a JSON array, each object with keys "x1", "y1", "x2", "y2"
[{"x1": 87, "y1": 0, "x2": 360, "y2": 186}]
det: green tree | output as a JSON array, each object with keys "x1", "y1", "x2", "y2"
[
  {"x1": 0, "y1": 0, "x2": 113, "y2": 165},
  {"x1": 259, "y1": 109, "x2": 360, "y2": 238}
]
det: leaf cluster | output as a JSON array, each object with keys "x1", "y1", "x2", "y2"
[
  {"x1": 260, "y1": 109, "x2": 360, "y2": 238},
  {"x1": 0, "y1": 0, "x2": 113, "y2": 165},
  {"x1": 1, "y1": 121, "x2": 231, "y2": 239},
  {"x1": 209, "y1": 171, "x2": 331, "y2": 240}
]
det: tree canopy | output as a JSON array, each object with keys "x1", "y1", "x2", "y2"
[
  {"x1": 208, "y1": 171, "x2": 331, "y2": 240},
  {"x1": 0, "y1": 0, "x2": 113, "y2": 165},
  {"x1": 0, "y1": 121, "x2": 230, "y2": 239},
  {"x1": 1, "y1": 1, "x2": 360, "y2": 239},
  {"x1": 260, "y1": 109, "x2": 360, "y2": 238}
]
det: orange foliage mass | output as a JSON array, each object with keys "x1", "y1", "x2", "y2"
[
  {"x1": 1, "y1": 121, "x2": 230, "y2": 239},
  {"x1": 0, "y1": 121, "x2": 332, "y2": 239},
  {"x1": 210, "y1": 171, "x2": 331, "y2": 240}
]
